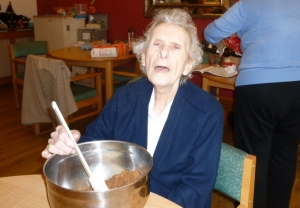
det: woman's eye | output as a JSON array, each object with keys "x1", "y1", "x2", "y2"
[
  {"x1": 153, "y1": 41, "x2": 161, "y2": 47},
  {"x1": 174, "y1": 44, "x2": 180, "y2": 50}
]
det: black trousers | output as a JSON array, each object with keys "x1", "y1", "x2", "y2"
[{"x1": 234, "y1": 81, "x2": 300, "y2": 208}]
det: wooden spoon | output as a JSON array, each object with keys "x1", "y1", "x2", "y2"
[{"x1": 51, "y1": 101, "x2": 109, "y2": 191}]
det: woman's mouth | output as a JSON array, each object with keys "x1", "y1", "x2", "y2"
[{"x1": 155, "y1": 66, "x2": 170, "y2": 72}]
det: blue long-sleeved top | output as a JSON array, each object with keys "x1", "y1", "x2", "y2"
[
  {"x1": 79, "y1": 78, "x2": 224, "y2": 207},
  {"x1": 204, "y1": 0, "x2": 300, "y2": 86}
]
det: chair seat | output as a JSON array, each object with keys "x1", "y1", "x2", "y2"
[
  {"x1": 101, "y1": 73, "x2": 133, "y2": 82},
  {"x1": 70, "y1": 83, "x2": 97, "y2": 102}
]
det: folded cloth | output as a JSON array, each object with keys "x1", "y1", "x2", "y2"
[
  {"x1": 224, "y1": 65, "x2": 237, "y2": 74},
  {"x1": 21, "y1": 55, "x2": 78, "y2": 125},
  {"x1": 193, "y1": 64, "x2": 238, "y2": 78},
  {"x1": 91, "y1": 47, "x2": 118, "y2": 57}
]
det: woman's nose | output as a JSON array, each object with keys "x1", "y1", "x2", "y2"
[{"x1": 158, "y1": 46, "x2": 169, "y2": 59}]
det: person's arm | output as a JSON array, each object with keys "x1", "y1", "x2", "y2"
[
  {"x1": 204, "y1": 1, "x2": 244, "y2": 44},
  {"x1": 42, "y1": 89, "x2": 120, "y2": 159},
  {"x1": 167, "y1": 109, "x2": 224, "y2": 207},
  {"x1": 78, "y1": 95, "x2": 118, "y2": 143}
]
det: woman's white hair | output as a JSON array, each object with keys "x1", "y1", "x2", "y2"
[{"x1": 133, "y1": 8, "x2": 203, "y2": 84}]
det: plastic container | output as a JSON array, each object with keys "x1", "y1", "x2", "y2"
[{"x1": 74, "y1": 4, "x2": 87, "y2": 14}]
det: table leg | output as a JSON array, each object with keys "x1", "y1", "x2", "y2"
[
  {"x1": 202, "y1": 77, "x2": 209, "y2": 92},
  {"x1": 202, "y1": 77, "x2": 219, "y2": 100},
  {"x1": 105, "y1": 61, "x2": 113, "y2": 102}
]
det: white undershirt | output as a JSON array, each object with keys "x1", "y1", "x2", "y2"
[{"x1": 147, "y1": 89, "x2": 173, "y2": 156}]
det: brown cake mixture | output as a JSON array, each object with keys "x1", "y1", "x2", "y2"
[
  {"x1": 105, "y1": 169, "x2": 142, "y2": 189},
  {"x1": 82, "y1": 169, "x2": 142, "y2": 191}
]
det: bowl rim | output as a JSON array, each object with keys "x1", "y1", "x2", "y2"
[{"x1": 43, "y1": 140, "x2": 153, "y2": 192}]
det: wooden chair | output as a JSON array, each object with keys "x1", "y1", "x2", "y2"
[
  {"x1": 9, "y1": 41, "x2": 49, "y2": 109},
  {"x1": 127, "y1": 74, "x2": 146, "y2": 84},
  {"x1": 21, "y1": 55, "x2": 102, "y2": 136},
  {"x1": 214, "y1": 143, "x2": 256, "y2": 208},
  {"x1": 109, "y1": 59, "x2": 141, "y2": 92},
  {"x1": 103, "y1": 41, "x2": 141, "y2": 91}
]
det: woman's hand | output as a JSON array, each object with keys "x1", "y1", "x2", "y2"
[{"x1": 41, "y1": 125, "x2": 81, "y2": 159}]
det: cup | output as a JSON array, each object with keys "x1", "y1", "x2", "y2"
[
  {"x1": 117, "y1": 42, "x2": 124, "y2": 56},
  {"x1": 123, "y1": 44, "x2": 129, "y2": 56}
]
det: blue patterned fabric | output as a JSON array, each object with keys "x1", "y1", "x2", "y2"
[{"x1": 214, "y1": 143, "x2": 247, "y2": 202}]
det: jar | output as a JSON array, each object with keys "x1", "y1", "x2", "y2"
[
  {"x1": 127, "y1": 28, "x2": 135, "y2": 54},
  {"x1": 222, "y1": 47, "x2": 238, "y2": 67},
  {"x1": 222, "y1": 56, "x2": 235, "y2": 67}
]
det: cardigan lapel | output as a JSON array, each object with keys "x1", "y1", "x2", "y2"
[
  {"x1": 134, "y1": 79, "x2": 153, "y2": 149},
  {"x1": 152, "y1": 83, "x2": 191, "y2": 161}
]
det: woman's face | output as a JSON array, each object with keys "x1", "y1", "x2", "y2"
[{"x1": 142, "y1": 23, "x2": 192, "y2": 89}]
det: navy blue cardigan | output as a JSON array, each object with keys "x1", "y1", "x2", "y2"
[{"x1": 80, "y1": 78, "x2": 224, "y2": 207}]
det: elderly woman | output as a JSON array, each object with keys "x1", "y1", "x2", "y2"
[{"x1": 42, "y1": 8, "x2": 223, "y2": 207}]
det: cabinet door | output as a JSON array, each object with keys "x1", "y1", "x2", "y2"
[
  {"x1": 48, "y1": 19, "x2": 64, "y2": 51},
  {"x1": 33, "y1": 18, "x2": 49, "y2": 42},
  {"x1": 34, "y1": 17, "x2": 85, "y2": 51},
  {"x1": 33, "y1": 18, "x2": 64, "y2": 51},
  {"x1": 61, "y1": 18, "x2": 85, "y2": 49}
]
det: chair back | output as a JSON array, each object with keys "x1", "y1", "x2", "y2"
[
  {"x1": 214, "y1": 143, "x2": 256, "y2": 208},
  {"x1": 9, "y1": 41, "x2": 49, "y2": 109},
  {"x1": 11, "y1": 41, "x2": 48, "y2": 58},
  {"x1": 21, "y1": 55, "x2": 78, "y2": 125},
  {"x1": 21, "y1": 55, "x2": 102, "y2": 135}
]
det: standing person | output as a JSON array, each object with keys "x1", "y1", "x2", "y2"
[
  {"x1": 42, "y1": 9, "x2": 224, "y2": 207},
  {"x1": 204, "y1": 0, "x2": 300, "y2": 207}
]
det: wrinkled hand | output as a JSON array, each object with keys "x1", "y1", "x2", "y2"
[{"x1": 41, "y1": 125, "x2": 81, "y2": 159}]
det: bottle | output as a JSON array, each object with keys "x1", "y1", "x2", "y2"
[
  {"x1": 127, "y1": 28, "x2": 135, "y2": 54},
  {"x1": 6, "y1": 1, "x2": 14, "y2": 14},
  {"x1": 5, "y1": 1, "x2": 16, "y2": 28},
  {"x1": 201, "y1": 40, "x2": 219, "y2": 54},
  {"x1": 222, "y1": 47, "x2": 241, "y2": 67}
]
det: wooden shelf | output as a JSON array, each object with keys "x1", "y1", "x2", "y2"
[{"x1": 145, "y1": 0, "x2": 233, "y2": 18}]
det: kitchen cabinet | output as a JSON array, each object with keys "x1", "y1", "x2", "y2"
[{"x1": 33, "y1": 16, "x2": 85, "y2": 51}]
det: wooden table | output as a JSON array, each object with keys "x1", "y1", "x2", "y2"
[
  {"x1": 193, "y1": 64, "x2": 236, "y2": 96},
  {"x1": 49, "y1": 47, "x2": 137, "y2": 102},
  {"x1": 0, "y1": 174, "x2": 181, "y2": 208},
  {"x1": 201, "y1": 73, "x2": 236, "y2": 94}
]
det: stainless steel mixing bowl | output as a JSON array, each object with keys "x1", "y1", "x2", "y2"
[{"x1": 43, "y1": 140, "x2": 153, "y2": 208}]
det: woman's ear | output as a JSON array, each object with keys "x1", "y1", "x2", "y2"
[{"x1": 183, "y1": 61, "x2": 193, "y2": 75}]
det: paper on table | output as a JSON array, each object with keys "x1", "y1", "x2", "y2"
[
  {"x1": 194, "y1": 65, "x2": 238, "y2": 78},
  {"x1": 91, "y1": 47, "x2": 118, "y2": 58}
]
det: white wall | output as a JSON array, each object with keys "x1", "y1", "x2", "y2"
[{"x1": 0, "y1": 0, "x2": 37, "y2": 20}]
